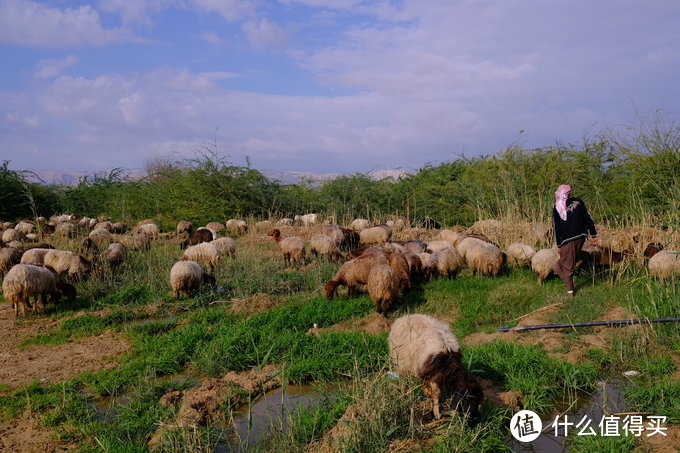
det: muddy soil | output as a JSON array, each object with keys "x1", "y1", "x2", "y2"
[{"x1": 0, "y1": 410, "x2": 75, "y2": 453}]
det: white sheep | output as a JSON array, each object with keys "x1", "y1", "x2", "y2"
[
  {"x1": 212, "y1": 237, "x2": 237, "y2": 258},
  {"x1": 531, "y1": 249, "x2": 560, "y2": 284},
  {"x1": 648, "y1": 250, "x2": 680, "y2": 280},
  {"x1": 310, "y1": 234, "x2": 342, "y2": 262},
  {"x1": 295, "y1": 213, "x2": 319, "y2": 227},
  {"x1": 2, "y1": 264, "x2": 71, "y2": 316},
  {"x1": 20, "y1": 248, "x2": 53, "y2": 265},
  {"x1": 55, "y1": 222, "x2": 77, "y2": 238},
  {"x1": 367, "y1": 264, "x2": 400, "y2": 315},
  {"x1": 103, "y1": 243, "x2": 126, "y2": 268},
  {"x1": 119, "y1": 232, "x2": 151, "y2": 251},
  {"x1": 359, "y1": 225, "x2": 392, "y2": 244},
  {"x1": 44, "y1": 250, "x2": 92, "y2": 280},
  {"x1": 95, "y1": 221, "x2": 113, "y2": 232},
  {"x1": 2, "y1": 229, "x2": 25, "y2": 243},
  {"x1": 432, "y1": 247, "x2": 465, "y2": 279},
  {"x1": 182, "y1": 242, "x2": 220, "y2": 275},
  {"x1": 388, "y1": 314, "x2": 483, "y2": 421},
  {"x1": 206, "y1": 221, "x2": 226, "y2": 232},
  {"x1": 439, "y1": 229, "x2": 461, "y2": 244},
  {"x1": 88, "y1": 228, "x2": 113, "y2": 249},
  {"x1": 177, "y1": 221, "x2": 193, "y2": 236},
  {"x1": 277, "y1": 218, "x2": 294, "y2": 226},
  {"x1": 506, "y1": 242, "x2": 536, "y2": 268},
  {"x1": 426, "y1": 240, "x2": 453, "y2": 253},
  {"x1": 0, "y1": 247, "x2": 22, "y2": 275},
  {"x1": 349, "y1": 218, "x2": 370, "y2": 232},
  {"x1": 170, "y1": 260, "x2": 214, "y2": 298},
  {"x1": 226, "y1": 219, "x2": 248, "y2": 235},
  {"x1": 465, "y1": 242, "x2": 505, "y2": 277},
  {"x1": 137, "y1": 223, "x2": 159, "y2": 237},
  {"x1": 268, "y1": 229, "x2": 306, "y2": 266},
  {"x1": 15, "y1": 221, "x2": 35, "y2": 235}
]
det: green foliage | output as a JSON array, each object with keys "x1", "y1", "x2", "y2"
[{"x1": 0, "y1": 161, "x2": 63, "y2": 220}]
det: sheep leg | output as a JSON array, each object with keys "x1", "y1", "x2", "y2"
[{"x1": 429, "y1": 382, "x2": 442, "y2": 420}]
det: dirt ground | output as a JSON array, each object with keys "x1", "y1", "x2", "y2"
[
  {"x1": 0, "y1": 410, "x2": 75, "y2": 453},
  {"x1": 0, "y1": 305, "x2": 131, "y2": 388}
]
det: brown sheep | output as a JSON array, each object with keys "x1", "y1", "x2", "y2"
[
  {"x1": 268, "y1": 229, "x2": 306, "y2": 267},
  {"x1": 387, "y1": 253, "x2": 412, "y2": 292},
  {"x1": 367, "y1": 264, "x2": 400, "y2": 315},
  {"x1": 180, "y1": 229, "x2": 214, "y2": 249},
  {"x1": 325, "y1": 252, "x2": 389, "y2": 299}
]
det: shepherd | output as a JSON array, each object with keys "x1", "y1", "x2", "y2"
[{"x1": 552, "y1": 185, "x2": 598, "y2": 297}]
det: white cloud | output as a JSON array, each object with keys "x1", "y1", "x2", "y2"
[
  {"x1": 191, "y1": 0, "x2": 255, "y2": 21},
  {"x1": 201, "y1": 30, "x2": 227, "y2": 46},
  {"x1": 34, "y1": 55, "x2": 79, "y2": 80},
  {"x1": 242, "y1": 18, "x2": 290, "y2": 51},
  {"x1": 0, "y1": 0, "x2": 136, "y2": 47}
]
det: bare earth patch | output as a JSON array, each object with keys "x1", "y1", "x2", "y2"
[
  {"x1": 642, "y1": 424, "x2": 680, "y2": 453},
  {"x1": 0, "y1": 410, "x2": 75, "y2": 453},
  {"x1": 307, "y1": 312, "x2": 391, "y2": 336},
  {"x1": 0, "y1": 305, "x2": 131, "y2": 388},
  {"x1": 227, "y1": 293, "x2": 283, "y2": 315}
]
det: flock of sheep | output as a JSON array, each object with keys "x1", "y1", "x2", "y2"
[{"x1": 1, "y1": 212, "x2": 678, "y2": 421}]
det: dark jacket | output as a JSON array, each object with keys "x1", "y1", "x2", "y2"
[{"x1": 552, "y1": 197, "x2": 597, "y2": 247}]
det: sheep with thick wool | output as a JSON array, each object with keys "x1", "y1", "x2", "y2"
[
  {"x1": 432, "y1": 247, "x2": 465, "y2": 279},
  {"x1": 181, "y1": 242, "x2": 220, "y2": 275},
  {"x1": 439, "y1": 229, "x2": 461, "y2": 244},
  {"x1": 310, "y1": 234, "x2": 343, "y2": 262},
  {"x1": 212, "y1": 237, "x2": 237, "y2": 258},
  {"x1": 349, "y1": 218, "x2": 370, "y2": 232},
  {"x1": 325, "y1": 252, "x2": 389, "y2": 299},
  {"x1": 2, "y1": 229, "x2": 25, "y2": 243},
  {"x1": 103, "y1": 243, "x2": 126, "y2": 268},
  {"x1": 20, "y1": 248, "x2": 52, "y2": 266},
  {"x1": 418, "y1": 252, "x2": 436, "y2": 281},
  {"x1": 389, "y1": 314, "x2": 483, "y2": 421},
  {"x1": 648, "y1": 250, "x2": 680, "y2": 280},
  {"x1": 119, "y1": 232, "x2": 151, "y2": 251},
  {"x1": 170, "y1": 260, "x2": 215, "y2": 298},
  {"x1": 387, "y1": 252, "x2": 412, "y2": 292},
  {"x1": 44, "y1": 250, "x2": 92, "y2": 280},
  {"x1": 176, "y1": 221, "x2": 193, "y2": 236},
  {"x1": 268, "y1": 229, "x2": 306, "y2": 266},
  {"x1": 465, "y1": 242, "x2": 505, "y2": 277},
  {"x1": 359, "y1": 225, "x2": 392, "y2": 244},
  {"x1": 180, "y1": 228, "x2": 214, "y2": 249},
  {"x1": 506, "y1": 243, "x2": 536, "y2": 268},
  {"x1": 277, "y1": 218, "x2": 293, "y2": 226},
  {"x1": 111, "y1": 222, "x2": 128, "y2": 234},
  {"x1": 95, "y1": 221, "x2": 113, "y2": 232},
  {"x1": 88, "y1": 228, "x2": 113, "y2": 249},
  {"x1": 531, "y1": 249, "x2": 560, "y2": 284},
  {"x1": 295, "y1": 213, "x2": 318, "y2": 227},
  {"x1": 226, "y1": 219, "x2": 248, "y2": 235},
  {"x1": 0, "y1": 247, "x2": 22, "y2": 275},
  {"x1": 15, "y1": 221, "x2": 35, "y2": 235},
  {"x1": 2, "y1": 264, "x2": 75, "y2": 316},
  {"x1": 426, "y1": 240, "x2": 453, "y2": 253},
  {"x1": 206, "y1": 222, "x2": 225, "y2": 232},
  {"x1": 137, "y1": 223, "x2": 159, "y2": 237},
  {"x1": 367, "y1": 264, "x2": 400, "y2": 315}
]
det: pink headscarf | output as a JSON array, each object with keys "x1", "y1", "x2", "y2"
[{"x1": 555, "y1": 185, "x2": 572, "y2": 220}]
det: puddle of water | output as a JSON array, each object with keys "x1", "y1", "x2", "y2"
[
  {"x1": 508, "y1": 380, "x2": 627, "y2": 452},
  {"x1": 215, "y1": 383, "x2": 334, "y2": 452}
]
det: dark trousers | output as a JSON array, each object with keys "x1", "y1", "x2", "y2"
[{"x1": 555, "y1": 238, "x2": 585, "y2": 292}]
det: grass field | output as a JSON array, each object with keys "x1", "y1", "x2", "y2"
[{"x1": 0, "y1": 226, "x2": 678, "y2": 452}]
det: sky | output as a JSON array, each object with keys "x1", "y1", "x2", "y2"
[{"x1": 1, "y1": 0, "x2": 679, "y2": 174}]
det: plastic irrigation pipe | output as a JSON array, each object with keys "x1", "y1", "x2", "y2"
[{"x1": 498, "y1": 317, "x2": 680, "y2": 333}]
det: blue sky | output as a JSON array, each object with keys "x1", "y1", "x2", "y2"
[{"x1": 1, "y1": 0, "x2": 679, "y2": 174}]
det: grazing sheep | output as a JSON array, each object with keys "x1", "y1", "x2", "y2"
[
  {"x1": 349, "y1": 218, "x2": 370, "y2": 232},
  {"x1": 268, "y1": 229, "x2": 306, "y2": 267},
  {"x1": 643, "y1": 242, "x2": 663, "y2": 259},
  {"x1": 134, "y1": 219, "x2": 154, "y2": 228},
  {"x1": 455, "y1": 237, "x2": 488, "y2": 258},
  {"x1": 277, "y1": 218, "x2": 294, "y2": 226},
  {"x1": 50, "y1": 214, "x2": 72, "y2": 224},
  {"x1": 55, "y1": 222, "x2": 77, "y2": 238},
  {"x1": 310, "y1": 234, "x2": 343, "y2": 262},
  {"x1": 0, "y1": 247, "x2": 22, "y2": 275},
  {"x1": 180, "y1": 228, "x2": 214, "y2": 249},
  {"x1": 177, "y1": 221, "x2": 193, "y2": 236},
  {"x1": 531, "y1": 249, "x2": 560, "y2": 284},
  {"x1": 15, "y1": 221, "x2": 35, "y2": 235},
  {"x1": 1, "y1": 222, "x2": 14, "y2": 231},
  {"x1": 206, "y1": 222, "x2": 225, "y2": 232},
  {"x1": 388, "y1": 242, "x2": 406, "y2": 253},
  {"x1": 88, "y1": 218, "x2": 97, "y2": 229},
  {"x1": 119, "y1": 233, "x2": 151, "y2": 251},
  {"x1": 2, "y1": 229, "x2": 25, "y2": 243},
  {"x1": 321, "y1": 225, "x2": 345, "y2": 245},
  {"x1": 181, "y1": 242, "x2": 220, "y2": 275},
  {"x1": 102, "y1": 243, "x2": 126, "y2": 268},
  {"x1": 78, "y1": 217, "x2": 93, "y2": 229},
  {"x1": 212, "y1": 237, "x2": 237, "y2": 258},
  {"x1": 111, "y1": 222, "x2": 128, "y2": 234},
  {"x1": 648, "y1": 250, "x2": 680, "y2": 280},
  {"x1": 506, "y1": 243, "x2": 536, "y2": 268},
  {"x1": 465, "y1": 242, "x2": 505, "y2": 277},
  {"x1": 88, "y1": 228, "x2": 113, "y2": 249},
  {"x1": 20, "y1": 248, "x2": 52, "y2": 265},
  {"x1": 226, "y1": 219, "x2": 248, "y2": 235},
  {"x1": 432, "y1": 247, "x2": 465, "y2": 279},
  {"x1": 359, "y1": 226, "x2": 392, "y2": 245},
  {"x1": 403, "y1": 253, "x2": 424, "y2": 282},
  {"x1": 418, "y1": 252, "x2": 436, "y2": 281},
  {"x1": 367, "y1": 264, "x2": 400, "y2": 315},
  {"x1": 43, "y1": 250, "x2": 92, "y2": 280},
  {"x1": 389, "y1": 314, "x2": 483, "y2": 421},
  {"x1": 579, "y1": 245, "x2": 631, "y2": 269},
  {"x1": 2, "y1": 264, "x2": 73, "y2": 316},
  {"x1": 295, "y1": 213, "x2": 319, "y2": 227},
  {"x1": 95, "y1": 221, "x2": 113, "y2": 232},
  {"x1": 426, "y1": 240, "x2": 452, "y2": 253},
  {"x1": 325, "y1": 252, "x2": 389, "y2": 299},
  {"x1": 137, "y1": 223, "x2": 159, "y2": 237},
  {"x1": 25, "y1": 234, "x2": 37, "y2": 241},
  {"x1": 196, "y1": 227, "x2": 217, "y2": 240},
  {"x1": 170, "y1": 260, "x2": 215, "y2": 298},
  {"x1": 387, "y1": 253, "x2": 412, "y2": 292},
  {"x1": 439, "y1": 230, "x2": 461, "y2": 244},
  {"x1": 339, "y1": 227, "x2": 360, "y2": 250}
]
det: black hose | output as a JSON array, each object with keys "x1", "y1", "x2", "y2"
[{"x1": 498, "y1": 317, "x2": 680, "y2": 332}]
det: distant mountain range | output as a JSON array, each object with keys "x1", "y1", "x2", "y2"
[{"x1": 23, "y1": 168, "x2": 406, "y2": 186}]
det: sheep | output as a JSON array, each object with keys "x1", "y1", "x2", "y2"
[
  {"x1": 88, "y1": 218, "x2": 97, "y2": 229},
  {"x1": 55, "y1": 222, "x2": 77, "y2": 238},
  {"x1": 387, "y1": 252, "x2": 412, "y2": 292},
  {"x1": 389, "y1": 242, "x2": 406, "y2": 253},
  {"x1": 180, "y1": 228, "x2": 214, "y2": 249},
  {"x1": 339, "y1": 227, "x2": 360, "y2": 250},
  {"x1": 401, "y1": 240, "x2": 428, "y2": 254},
  {"x1": 102, "y1": 243, "x2": 126, "y2": 268},
  {"x1": 506, "y1": 242, "x2": 536, "y2": 268},
  {"x1": 359, "y1": 225, "x2": 392, "y2": 245},
  {"x1": 0, "y1": 247, "x2": 22, "y2": 276},
  {"x1": 119, "y1": 233, "x2": 151, "y2": 251},
  {"x1": 465, "y1": 242, "x2": 505, "y2": 277},
  {"x1": 7, "y1": 241, "x2": 22, "y2": 249},
  {"x1": 648, "y1": 250, "x2": 680, "y2": 280},
  {"x1": 418, "y1": 253, "x2": 436, "y2": 281},
  {"x1": 25, "y1": 234, "x2": 37, "y2": 241},
  {"x1": 78, "y1": 217, "x2": 93, "y2": 229},
  {"x1": 206, "y1": 222, "x2": 225, "y2": 232},
  {"x1": 20, "y1": 248, "x2": 52, "y2": 265},
  {"x1": 50, "y1": 214, "x2": 73, "y2": 224},
  {"x1": 2, "y1": 229, "x2": 25, "y2": 243},
  {"x1": 295, "y1": 213, "x2": 319, "y2": 227},
  {"x1": 268, "y1": 229, "x2": 306, "y2": 267},
  {"x1": 388, "y1": 314, "x2": 483, "y2": 421},
  {"x1": 177, "y1": 221, "x2": 193, "y2": 236},
  {"x1": 1, "y1": 222, "x2": 14, "y2": 231},
  {"x1": 2, "y1": 264, "x2": 75, "y2": 316},
  {"x1": 43, "y1": 250, "x2": 92, "y2": 280},
  {"x1": 94, "y1": 221, "x2": 113, "y2": 232},
  {"x1": 137, "y1": 223, "x2": 159, "y2": 237},
  {"x1": 439, "y1": 229, "x2": 461, "y2": 244},
  {"x1": 277, "y1": 218, "x2": 293, "y2": 226},
  {"x1": 432, "y1": 247, "x2": 465, "y2": 279},
  {"x1": 349, "y1": 218, "x2": 370, "y2": 232},
  {"x1": 367, "y1": 264, "x2": 400, "y2": 315},
  {"x1": 15, "y1": 221, "x2": 35, "y2": 235},
  {"x1": 531, "y1": 249, "x2": 560, "y2": 284},
  {"x1": 325, "y1": 252, "x2": 389, "y2": 299},
  {"x1": 255, "y1": 220, "x2": 273, "y2": 232},
  {"x1": 134, "y1": 219, "x2": 154, "y2": 228},
  {"x1": 212, "y1": 237, "x2": 237, "y2": 258},
  {"x1": 170, "y1": 260, "x2": 215, "y2": 299},
  {"x1": 321, "y1": 224, "x2": 345, "y2": 245},
  {"x1": 196, "y1": 227, "x2": 217, "y2": 240},
  {"x1": 426, "y1": 240, "x2": 453, "y2": 253},
  {"x1": 88, "y1": 228, "x2": 113, "y2": 249},
  {"x1": 226, "y1": 219, "x2": 248, "y2": 235},
  {"x1": 643, "y1": 242, "x2": 663, "y2": 259},
  {"x1": 310, "y1": 234, "x2": 343, "y2": 262},
  {"x1": 111, "y1": 222, "x2": 128, "y2": 234},
  {"x1": 181, "y1": 242, "x2": 220, "y2": 275},
  {"x1": 455, "y1": 237, "x2": 488, "y2": 258}
]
